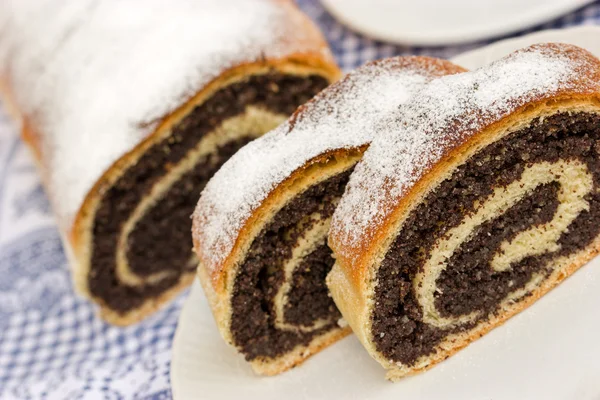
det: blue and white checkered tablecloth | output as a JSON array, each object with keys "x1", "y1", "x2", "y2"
[{"x1": 1, "y1": 1, "x2": 600, "y2": 398}]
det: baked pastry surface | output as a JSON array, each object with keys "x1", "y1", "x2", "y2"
[
  {"x1": 0, "y1": 0, "x2": 340, "y2": 324},
  {"x1": 192, "y1": 56, "x2": 465, "y2": 375},
  {"x1": 328, "y1": 43, "x2": 600, "y2": 380}
]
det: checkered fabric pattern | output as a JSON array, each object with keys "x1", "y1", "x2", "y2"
[{"x1": 1, "y1": 0, "x2": 599, "y2": 398}]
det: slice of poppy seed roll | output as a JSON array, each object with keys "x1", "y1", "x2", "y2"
[
  {"x1": 328, "y1": 43, "x2": 600, "y2": 380},
  {"x1": 0, "y1": 0, "x2": 340, "y2": 325},
  {"x1": 192, "y1": 56, "x2": 465, "y2": 375}
]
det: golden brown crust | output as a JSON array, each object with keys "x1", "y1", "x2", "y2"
[
  {"x1": 81, "y1": 59, "x2": 339, "y2": 324},
  {"x1": 200, "y1": 148, "x2": 362, "y2": 293},
  {"x1": 191, "y1": 56, "x2": 466, "y2": 375},
  {"x1": 0, "y1": 0, "x2": 340, "y2": 325},
  {"x1": 327, "y1": 43, "x2": 600, "y2": 379},
  {"x1": 195, "y1": 57, "x2": 466, "y2": 289},
  {"x1": 329, "y1": 44, "x2": 600, "y2": 289},
  {"x1": 71, "y1": 59, "x2": 340, "y2": 283},
  {"x1": 197, "y1": 149, "x2": 362, "y2": 375},
  {"x1": 330, "y1": 98, "x2": 600, "y2": 378}
]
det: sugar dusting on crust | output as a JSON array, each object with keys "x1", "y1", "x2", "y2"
[
  {"x1": 193, "y1": 57, "x2": 463, "y2": 272},
  {"x1": 0, "y1": 0, "x2": 330, "y2": 228},
  {"x1": 331, "y1": 44, "x2": 600, "y2": 264}
]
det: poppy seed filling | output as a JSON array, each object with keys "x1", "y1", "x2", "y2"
[
  {"x1": 89, "y1": 73, "x2": 329, "y2": 313},
  {"x1": 230, "y1": 169, "x2": 353, "y2": 361},
  {"x1": 372, "y1": 112, "x2": 600, "y2": 365}
]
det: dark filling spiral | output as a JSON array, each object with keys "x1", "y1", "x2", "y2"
[
  {"x1": 230, "y1": 169, "x2": 353, "y2": 361},
  {"x1": 89, "y1": 73, "x2": 329, "y2": 314},
  {"x1": 372, "y1": 112, "x2": 600, "y2": 365}
]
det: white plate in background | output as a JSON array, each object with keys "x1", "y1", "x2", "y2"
[
  {"x1": 320, "y1": 0, "x2": 595, "y2": 46},
  {"x1": 452, "y1": 25, "x2": 600, "y2": 68},
  {"x1": 171, "y1": 28, "x2": 600, "y2": 400}
]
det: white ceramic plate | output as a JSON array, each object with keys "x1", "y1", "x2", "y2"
[
  {"x1": 452, "y1": 25, "x2": 600, "y2": 68},
  {"x1": 171, "y1": 29, "x2": 600, "y2": 400},
  {"x1": 320, "y1": 0, "x2": 595, "y2": 46}
]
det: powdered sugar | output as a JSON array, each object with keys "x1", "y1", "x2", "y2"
[
  {"x1": 0, "y1": 0, "x2": 328, "y2": 228},
  {"x1": 194, "y1": 57, "x2": 460, "y2": 271},
  {"x1": 331, "y1": 44, "x2": 600, "y2": 260}
]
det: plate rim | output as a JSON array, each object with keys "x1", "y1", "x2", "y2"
[
  {"x1": 451, "y1": 25, "x2": 600, "y2": 67},
  {"x1": 320, "y1": 0, "x2": 595, "y2": 46}
]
